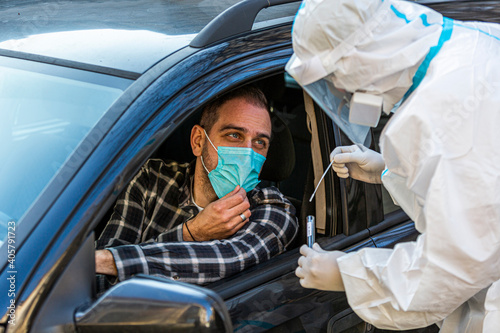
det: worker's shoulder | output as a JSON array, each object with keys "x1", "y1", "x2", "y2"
[
  {"x1": 143, "y1": 158, "x2": 191, "y2": 178},
  {"x1": 249, "y1": 186, "x2": 292, "y2": 205}
]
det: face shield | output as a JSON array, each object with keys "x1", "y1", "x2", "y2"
[
  {"x1": 302, "y1": 76, "x2": 383, "y2": 146},
  {"x1": 286, "y1": 54, "x2": 383, "y2": 146}
]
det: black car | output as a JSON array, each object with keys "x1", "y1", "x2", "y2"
[{"x1": 1, "y1": 1, "x2": 499, "y2": 332}]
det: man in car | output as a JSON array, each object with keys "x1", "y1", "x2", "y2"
[{"x1": 94, "y1": 86, "x2": 298, "y2": 292}]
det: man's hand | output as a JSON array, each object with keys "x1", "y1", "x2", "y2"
[
  {"x1": 95, "y1": 249, "x2": 118, "y2": 276},
  {"x1": 296, "y1": 244, "x2": 346, "y2": 291},
  {"x1": 184, "y1": 186, "x2": 251, "y2": 241},
  {"x1": 330, "y1": 145, "x2": 385, "y2": 184}
]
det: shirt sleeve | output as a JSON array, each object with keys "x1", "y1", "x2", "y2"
[
  {"x1": 108, "y1": 186, "x2": 298, "y2": 285},
  {"x1": 156, "y1": 223, "x2": 184, "y2": 242},
  {"x1": 95, "y1": 163, "x2": 151, "y2": 249}
]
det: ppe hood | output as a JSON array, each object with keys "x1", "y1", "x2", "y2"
[{"x1": 287, "y1": 0, "x2": 445, "y2": 110}]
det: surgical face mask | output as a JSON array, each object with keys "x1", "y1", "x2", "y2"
[{"x1": 201, "y1": 129, "x2": 266, "y2": 198}]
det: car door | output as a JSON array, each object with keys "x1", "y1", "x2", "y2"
[{"x1": 0, "y1": 2, "x2": 303, "y2": 332}]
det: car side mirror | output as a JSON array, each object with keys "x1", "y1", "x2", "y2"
[{"x1": 75, "y1": 275, "x2": 232, "y2": 332}]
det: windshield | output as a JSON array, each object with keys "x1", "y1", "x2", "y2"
[{"x1": 0, "y1": 59, "x2": 127, "y2": 245}]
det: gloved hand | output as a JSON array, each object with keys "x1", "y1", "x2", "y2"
[
  {"x1": 330, "y1": 145, "x2": 385, "y2": 184},
  {"x1": 296, "y1": 244, "x2": 346, "y2": 291}
]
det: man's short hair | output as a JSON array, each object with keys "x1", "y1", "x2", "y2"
[{"x1": 200, "y1": 86, "x2": 269, "y2": 133}]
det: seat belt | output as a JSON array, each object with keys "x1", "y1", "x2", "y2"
[{"x1": 303, "y1": 91, "x2": 326, "y2": 234}]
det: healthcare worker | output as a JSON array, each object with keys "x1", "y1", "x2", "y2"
[{"x1": 286, "y1": 0, "x2": 500, "y2": 331}]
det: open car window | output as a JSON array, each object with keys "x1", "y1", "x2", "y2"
[{"x1": 95, "y1": 73, "x2": 311, "y2": 250}]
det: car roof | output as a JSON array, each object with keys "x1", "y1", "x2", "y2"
[{"x1": 0, "y1": 0, "x2": 243, "y2": 74}]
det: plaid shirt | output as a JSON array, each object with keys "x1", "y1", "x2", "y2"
[{"x1": 96, "y1": 159, "x2": 298, "y2": 288}]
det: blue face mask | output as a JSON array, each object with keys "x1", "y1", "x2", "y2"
[{"x1": 201, "y1": 130, "x2": 266, "y2": 198}]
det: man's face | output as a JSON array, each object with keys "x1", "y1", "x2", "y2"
[{"x1": 202, "y1": 96, "x2": 272, "y2": 172}]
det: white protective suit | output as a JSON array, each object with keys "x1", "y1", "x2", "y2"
[{"x1": 286, "y1": 0, "x2": 500, "y2": 331}]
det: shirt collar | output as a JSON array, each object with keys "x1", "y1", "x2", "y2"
[{"x1": 178, "y1": 160, "x2": 200, "y2": 213}]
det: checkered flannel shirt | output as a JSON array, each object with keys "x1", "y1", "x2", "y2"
[{"x1": 96, "y1": 159, "x2": 298, "y2": 289}]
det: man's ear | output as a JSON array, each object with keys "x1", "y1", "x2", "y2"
[{"x1": 191, "y1": 125, "x2": 204, "y2": 157}]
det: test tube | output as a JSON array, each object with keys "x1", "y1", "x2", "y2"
[{"x1": 307, "y1": 215, "x2": 315, "y2": 248}]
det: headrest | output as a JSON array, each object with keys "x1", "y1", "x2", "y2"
[{"x1": 259, "y1": 113, "x2": 296, "y2": 182}]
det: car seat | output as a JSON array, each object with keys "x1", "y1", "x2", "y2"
[{"x1": 259, "y1": 113, "x2": 296, "y2": 184}]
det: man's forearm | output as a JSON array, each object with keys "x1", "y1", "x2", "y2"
[
  {"x1": 103, "y1": 188, "x2": 298, "y2": 284},
  {"x1": 95, "y1": 249, "x2": 118, "y2": 276}
]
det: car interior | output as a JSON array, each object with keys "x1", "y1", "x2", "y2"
[
  {"x1": 95, "y1": 72, "x2": 319, "y2": 255},
  {"x1": 93, "y1": 69, "x2": 403, "y2": 271}
]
